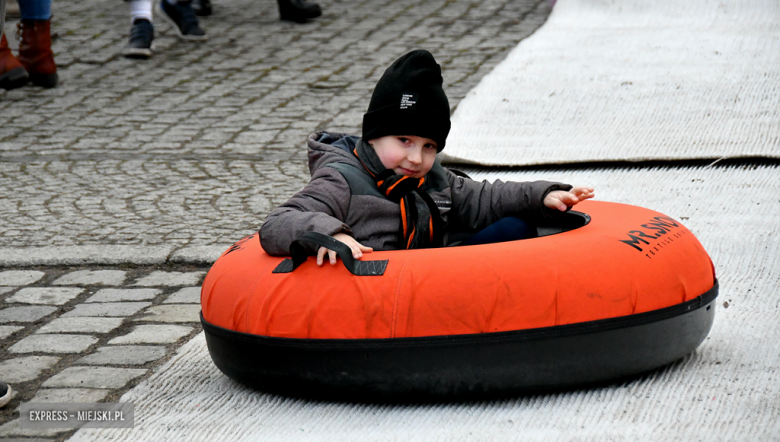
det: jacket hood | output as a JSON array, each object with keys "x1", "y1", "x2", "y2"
[{"x1": 307, "y1": 132, "x2": 364, "y2": 176}]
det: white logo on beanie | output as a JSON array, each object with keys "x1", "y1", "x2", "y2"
[{"x1": 400, "y1": 93, "x2": 419, "y2": 110}]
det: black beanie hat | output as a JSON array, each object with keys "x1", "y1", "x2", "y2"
[{"x1": 362, "y1": 50, "x2": 451, "y2": 152}]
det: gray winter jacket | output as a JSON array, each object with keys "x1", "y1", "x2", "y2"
[{"x1": 260, "y1": 132, "x2": 573, "y2": 255}]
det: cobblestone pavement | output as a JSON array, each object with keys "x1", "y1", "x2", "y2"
[
  {"x1": 0, "y1": 0, "x2": 551, "y2": 259},
  {"x1": 0, "y1": 266, "x2": 206, "y2": 440},
  {"x1": 0, "y1": 0, "x2": 552, "y2": 439}
]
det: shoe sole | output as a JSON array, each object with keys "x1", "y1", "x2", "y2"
[
  {"x1": 156, "y1": 2, "x2": 208, "y2": 41},
  {"x1": 123, "y1": 47, "x2": 153, "y2": 59},
  {"x1": 28, "y1": 72, "x2": 58, "y2": 88},
  {"x1": 0, "y1": 385, "x2": 12, "y2": 408},
  {"x1": 0, "y1": 67, "x2": 29, "y2": 91}
]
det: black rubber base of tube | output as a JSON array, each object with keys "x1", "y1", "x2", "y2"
[{"x1": 202, "y1": 280, "x2": 717, "y2": 402}]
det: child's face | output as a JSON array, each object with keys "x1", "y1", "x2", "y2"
[{"x1": 369, "y1": 135, "x2": 438, "y2": 178}]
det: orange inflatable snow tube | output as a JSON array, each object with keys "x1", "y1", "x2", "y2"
[{"x1": 201, "y1": 200, "x2": 717, "y2": 401}]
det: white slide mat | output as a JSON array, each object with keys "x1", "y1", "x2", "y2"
[
  {"x1": 69, "y1": 164, "x2": 779, "y2": 441},
  {"x1": 442, "y1": 0, "x2": 780, "y2": 166}
]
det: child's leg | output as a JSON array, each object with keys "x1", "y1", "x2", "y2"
[
  {"x1": 461, "y1": 217, "x2": 537, "y2": 246},
  {"x1": 16, "y1": 0, "x2": 56, "y2": 87},
  {"x1": 129, "y1": 0, "x2": 153, "y2": 24},
  {"x1": 123, "y1": 0, "x2": 154, "y2": 59}
]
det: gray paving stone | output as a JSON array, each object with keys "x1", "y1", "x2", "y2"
[
  {"x1": 163, "y1": 287, "x2": 201, "y2": 304},
  {"x1": 0, "y1": 306, "x2": 57, "y2": 323},
  {"x1": 77, "y1": 345, "x2": 167, "y2": 365},
  {"x1": 0, "y1": 270, "x2": 45, "y2": 286},
  {"x1": 0, "y1": 438, "x2": 54, "y2": 442},
  {"x1": 0, "y1": 356, "x2": 61, "y2": 383},
  {"x1": 0, "y1": 246, "x2": 175, "y2": 266},
  {"x1": 133, "y1": 271, "x2": 206, "y2": 287},
  {"x1": 4, "y1": 287, "x2": 84, "y2": 305},
  {"x1": 41, "y1": 366, "x2": 147, "y2": 389},
  {"x1": 0, "y1": 286, "x2": 13, "y2": 295},
  {"x1": 0, "y1": 419, "x2": 66, "y2": 437},
  {"x1": 52, "y1": 269, "x2": 127, "y2": 286},
  {"x1": 170, "y1": 245, "x2": 231, "y2": 264},
  {"x1": 0, "y1": 325, "x2": 25, "y2": 339},
  {"x1": 8, "y1": 334, "x2": 98, "y2": 354},
  {"x1": 29, "y1": 388, "x2": 111, "y2": 403},
  {"x1": 109, "y1": 324, "x2": 193, "y2": 345},
  {"x1": 85, "y1": 288, "x2": 161, "y2": 303},
  {"x1": 61, "y1": 302, "x2": 151, "y2": 317},
  {"x1": 135, "y1": 304, "x2": 201, "y2": 323},
  {"x1": 36, "y1": 317, "x2": 124, "y2": 334}
]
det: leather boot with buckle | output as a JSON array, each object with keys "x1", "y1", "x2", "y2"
[
  {"x1": 16, "y1": 19, "x2": 57, "y2": 88},
  {"x1": 0, "y1": 32, "x2": 29, "y2": 90}
]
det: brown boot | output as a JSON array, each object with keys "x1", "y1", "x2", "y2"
[
  {"x1": 16, "y1": 20, "x2": 57, "y2": 88},
  {"x1": 0, "y1": 32, "x2": 29, "y2": 90}
]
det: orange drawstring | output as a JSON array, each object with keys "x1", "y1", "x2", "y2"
[{"x1": 400, "y1": 199, "x2": 408, "y2": 238}]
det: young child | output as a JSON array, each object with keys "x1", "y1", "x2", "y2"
[{"x1": 260, "y1": 50, "x2": 594, "y2": 265}]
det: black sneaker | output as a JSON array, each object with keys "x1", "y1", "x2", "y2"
[
  {"x1": 0, "y1": 381, "x2": 11, "y2": 408},
  {"x1": 278, "y1": 0, "x2": 322, "y2": 23},
  {"x1": 157, "y1": 0, "x2": 208, "y2": 41},
  {"x1": 123, "y1": 19, "x2": 154, "y2": 59},
  {"x1": 191, "y1": 0, "x2": 212, "y2": 16}
]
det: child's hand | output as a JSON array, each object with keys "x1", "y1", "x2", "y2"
[
  {"x1": 317, "y1": 232, "x2": 374, "y2": 266},
  {"x1": 544, "y1": 187, "x2": 595, "y2": 212}
]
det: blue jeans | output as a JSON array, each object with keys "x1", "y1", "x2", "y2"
[
  {"x1": 461, "y1": 217, "x2": 537, "y2": 246},
  {"x1": 18, "y1": 0, "x2": 52, "y2": 20}
]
